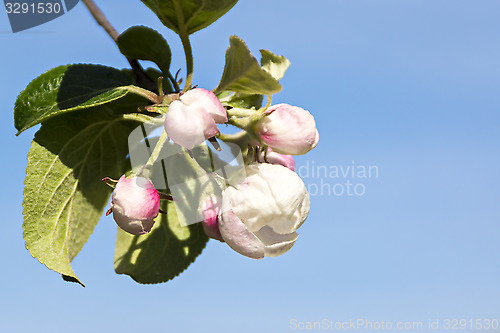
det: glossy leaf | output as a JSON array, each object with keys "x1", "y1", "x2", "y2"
[
  {"x1": 14, "y1": 64, "x2": 151, "y2": 135},
  {"x1": 23, "y1": 109, "x2": 140, "y2": 284},
  {"x1": 117, "y1": 26, "x2": 172, "y2": 75},
  {"x1": 140, "y1": 0, "x2": 238, "y2": 35},
  {"x1": 214, "y1": 36, "x2": 282, "y2": 95}
]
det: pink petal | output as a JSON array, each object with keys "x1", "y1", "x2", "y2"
[
  {"x1": 257, "y1": 103, "x2": 318, "y2": 155},
  {"x1": 111, "y1": 175, "x2": 159, "y2": 235},
  {"x1": 219, "y1": 189, "x2": 265, "y2": 259},
  {"x1": 258, "y1": 147, "x2": 296, "y2": 171},
  {"x1": 164, "y1": 100, "x2": 219, "y2": 149},
  {"x1": 201, "y1": 195, "x2": 224, "y2": 241},
  {"x1": 181, "y1": 88, "x2": 228, "y2": 124}
]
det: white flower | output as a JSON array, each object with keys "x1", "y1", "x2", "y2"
[
  {"x1": 164, "y1": 88, "x2": 228, "y2": 149},
  {"x1": 255, "y1": 103, "x2": 319, "y2": 155},
  {"x1": 218, "y1": 163, "x2": 310, "y2": 259},
  {"x1": 110, "y1": 175, "x2": 160, "y2": 235}
]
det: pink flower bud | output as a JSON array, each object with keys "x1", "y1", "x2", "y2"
[
  {"x1": 257, "y1": 147, "x2": 295, "y2": 171},
  {"x1": 218, "y1": 164, "x2": 310, "y2": 259},
  {"x1": 201, "y1": 195, "x2": 224, "y2": 242},
  {"x1": 164, "y1": 88, "x2": 228, "y2": 149},
  {"x1": 110, "y1": 175, "x2": 160, "y2": 235},
  {"x1": 255, "y1": 103, "x2": 319, "y2": 155}
]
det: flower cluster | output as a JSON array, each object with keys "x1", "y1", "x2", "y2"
[{"x1": 105, "y1": 87, "x2": 318, "y2": 259}]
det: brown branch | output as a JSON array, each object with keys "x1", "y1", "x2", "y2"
[{"x1": 81, "y1": 0, "x2": 119, "y2": 41}]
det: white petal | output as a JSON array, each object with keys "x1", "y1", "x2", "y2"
[
  {"x1": 112, "y1": 207, "x2": 155, "y2": 235},
  {"x1": 312, "y1": 129, "x2": 319, "y2": 149},
  {"x1": 164, "y1": 100, "x2": 218, "y2": 149},
  {"x1": 245, "y1": 164, "x2": 309, "y2": 234},
  {"x1": 254, "y1": 225, "x2": 298, "y2": 257},
  {"x1": 228, "y1": 170, "x2": 281, "y2": 232},
  {"x1": 180, "y1": 88, "x2": 228, "y2": 124},
  {"x1": 219, "y1": 189, "x2": 265, "y2": 259},
  {"x1": 293, "y1": 190, "x2": 310, "y2": 231}
]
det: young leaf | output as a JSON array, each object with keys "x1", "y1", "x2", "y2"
[
  {"x1": 219, "y1": 92, "x2": 263, "y2": 109},
  {"x1": 117, "y1": 26, "x2": 172, "y2": 76},
  {"x1": 14, "y1": 64, "x2": 153, "y2": 135},
  {"x1": 23, "y1": 109, "x2": 139, "y2": 284},
  {"x1": 214, "y1": 36, "x2": 282, "y2": 95},
  {"x1": 140, "y1": 0, "x2": 238, "y2": 35},
  {"x1": 260, "y1": 49, "x2": 291, "y2": 80},
  {"x1": 114, "y1": 200, "x2": 208, "y2": 284}
]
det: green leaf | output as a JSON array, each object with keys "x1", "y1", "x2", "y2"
[
  {"x1": 23, "y1": 108, "x2": 140, "y2": 284},
  {"x1": 114, "y1": 200, "x2": 208, "y2": 284},
  {"x1": 220, "y1": 92, "x2": 263, "y2": 109},
  {"x1": 14, "y1": 64, "x2": 151, "y2": 135},
  {"x1": 260, "y1": 49, "x2": 291, "y2": 80},
  {"x1": 140, "y1": 0, "x2": 238, "y2": 35},
  {"x1": 214, "y1": 36, "x2": 282, "y2": 95},
  {"x1": 117, "y1": 26, "x2": 172, "y2": 75}
]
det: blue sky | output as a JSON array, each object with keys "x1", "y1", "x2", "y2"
[{"x1": 1, "y1": 1, "x2": 499, "y2": 332}]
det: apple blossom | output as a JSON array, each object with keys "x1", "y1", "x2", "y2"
[
  {"x1": 255, "y1": 103, "x2": 319, "y2": 155},
  {"x1": 257, "y1": 147, "x2": 295, "y2": 171},
  {"x1": 201, "y1": 195, "x2": 224, "y2": 241},
  {"x1": 218, "y1": 163, "x2": 310, "y2": 259},
  {"x1": 164, "y1": 88, "x2": 228, "y2": 149},
  {"x1": 109, "y1": 175, "x2": 160, "y2": 235}
]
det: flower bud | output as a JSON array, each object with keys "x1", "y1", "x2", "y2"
[
  {"x1": 164, "y1": 88, "x2": 228, "y2": 149},
  {"x1": 218, "y1": 163, "x2": 310, "y2": 259},
  {"x1": 255, "y1": 103, "x2": 319, "y2": 155},
  {"x1": 201, "y1": 195, "x2": 224, "y2": 242},
  {"x1": 257, "y1": 147, "x2": 295, "y2": 171},
  {"x1": 110, "y1": 175, "x2": 160, "y2": 235}
]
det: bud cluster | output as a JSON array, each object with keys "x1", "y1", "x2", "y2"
[{"x1": 104, "y1": 86, "x2": 318, "y2": 259}]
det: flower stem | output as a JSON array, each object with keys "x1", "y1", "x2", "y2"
[
  {"x1": 217, "y1": 131, "x2": 252, "y2": 146},
  {"x1": 157, "y1": 77, "x2": 165, "y2": 100},
  {"x1": 227, "y1": 107, "x2": 256, "y2": 118},
  {"x1": 172, "y1": 1, "x2": 194, "y2": 92},
  {"x1": 179, "y1": 32, "x2": 194, "y2": 92},
  {"x1": 183, "y1": 149, "x2": 208, "y2": 176},
  {"x1": 127, "y1": 86, "x2": 159, "y2": 103},
  {"x1": 256, "y1": 95, "x2": 273, "y2": 115},
  {"x1": 121, "y1": 113, "x2": 162, "y2": 124},
  {"x1": 144, "y1": 130, "x2": 168, "y2": 169}
]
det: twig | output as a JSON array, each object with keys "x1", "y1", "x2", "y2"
[
  {"x1": 82, "y1": 0, "x2": 157, "y2": 92},
  {"x1": 81, "y1": 0, "x2": 118, "y2": 41}
]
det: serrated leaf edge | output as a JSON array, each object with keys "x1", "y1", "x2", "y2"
[
  {"x1": 22, "y1": 117, "x2": 127, "y2": 285},
  {"x1": 215, "y1": 36, "x2": 282, "y2": 94},
  {"x1": 16, "y1": 86, "x2": 135, "y2": 136}
]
